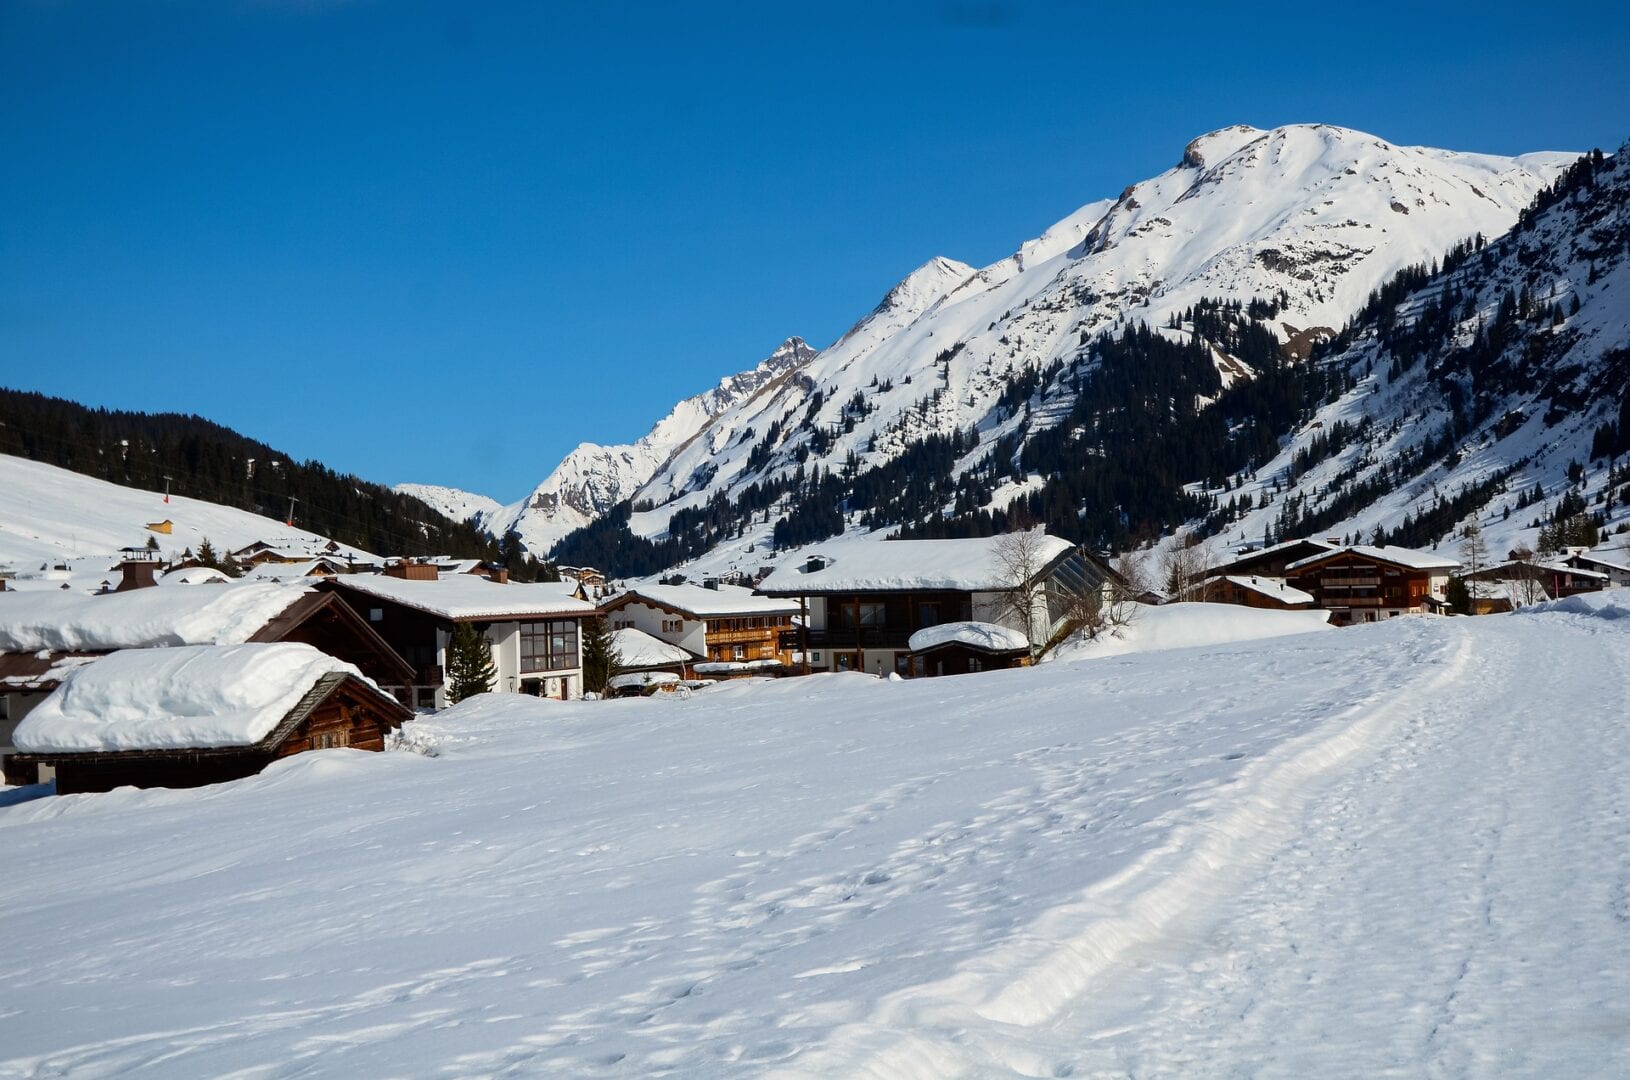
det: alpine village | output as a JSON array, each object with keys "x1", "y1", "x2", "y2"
[{"x1": 5, "y1": 74, "x2": 1630, "y2": 1074}]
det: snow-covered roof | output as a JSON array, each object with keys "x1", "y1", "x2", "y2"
[
  {"x1": 13, "y1": 642, "x2": 366, "y2": 754},
  {"x1": 0, "y1": 581, "x2": 314, "y2": 653},
  {"x1": 240, "y1": 560, "x2": 333, "y2": 582},
  {"x1": 607, "y1": 671, "x2": 680, "y2": 691},
  {"x1": 610, "y1": 627, "x2": 696, "y2": 669},
  {"x1": 609, "y1": 581, "x2": 798, "y2": 618},
  {"x1": 693, "y1": 659, "x2": 785, "y2": 674},
  {"x1": 1570, "y1": 549, "x2": 1630, "y2": 573},
  {"x1": 159, "y1": 567, "x2": 233, "y2": 586},
  {"x1": 1212, "y1": 575, "x2": 1316, "y2": 605},
  {"x1": 333, "y1": 574, "x2": 596, "y2": 621},
  {"x1": 759, "y1": 532, "x2": 1077, "y2": 595},
  {"x1": 907, "y1": 621, "x2": 1030, "y2": 653},
  {"x1": 1285, "y1": 545, "x2": 1460, "y2": 572}
]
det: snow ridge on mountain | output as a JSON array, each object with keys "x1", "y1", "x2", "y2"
[
  {"x1": 392, "y1": 484, "x2": 503, "y2": 526},
  {"x1": 1207, "y1": 140, "x2": 1630, "y2": 562},
  {"x1": 582, "y1": 125, "x2": 1571, "y2": 566},
  {"x1": 481, "y1": 336, "x2": 818, "y2": 552}
]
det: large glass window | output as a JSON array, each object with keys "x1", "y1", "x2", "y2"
[{"x1": 521, "y1": 619, "x2": 579, "y2": 672}]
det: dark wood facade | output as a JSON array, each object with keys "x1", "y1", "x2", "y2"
[
  {"x1": 1199, "y1": 576, "x2": 1315, "y2": 611},
  {"x1": 1285, "y1": 552, "x2": 1443, "y2": 625},
  {"x1": 906, "y1": 640, "x2": 1028, "y2": 678},
  {"x1": 7, "y1": 673, "x2": 410, "y2": 794},
  {"x1": 249, "y1": 591, "x2": 415, "y2": 697}
]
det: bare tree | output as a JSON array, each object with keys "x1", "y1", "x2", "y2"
[
  {"x1": 1099, "y1": 550, "x2": 1146, "y2": 635},
  {"x1": 993, "y1": 528, "x2": 1049, "y2": 656},
  {"x1": 1159, "y1": 534, "x2": 1213, "y2": 603},
  {"x1": 1507, "y1": 542, "x2": 1548, "y2": 607},
  {"x1": 1460, "y1": 518, "x2": 1492, "y2": 605}
]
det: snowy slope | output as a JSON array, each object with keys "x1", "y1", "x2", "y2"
[
  {"x1": 391, "y1": 483, "x2": 502, "y2": 527},
  {"x1": 478, "y1": 337, "x2": 818, "y2": 553},
  {"x1": 0, "y1": 454, "x2": 375, "y2": 585},
  {"x1": 1199, "y1": 142, "x2": 1630, "y2": 563},
  {"x1": 3, "y1": 604, "x2": 1628, "y2": 1075},
  {"x1": 615, "y1": 126, "x2": 1568, "y2": 549}
]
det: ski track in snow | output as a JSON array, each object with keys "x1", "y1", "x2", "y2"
[{"x1": 1, "y1": 612, "x2": 1627, "y2": 1076}]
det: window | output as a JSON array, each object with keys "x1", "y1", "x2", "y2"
[
  {"x1": 613, "y1": 618, "x2": 634, "y2": 630},
  {"x1": 732, "y1": 644, "x2": 746, "y2": 661},
  {"x1": 312, "y1": 729, "x2": 350, "y2": 749},
  {"x1": 521, "y1": 619, "x2": 579, "y2": 672},
  {"x1": 664, "y1": 618, "x2": 684, "y2": 634},
  {"x1": 835, "y1": 602, "x2": 886, "y2": 628},
  {"x1": 369, "y1": 608, "x2": 383, "y2": 622}
]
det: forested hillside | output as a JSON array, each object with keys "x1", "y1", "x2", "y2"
[{"x1": 0, "y1": 389, "x2": 499, "y2": 560}]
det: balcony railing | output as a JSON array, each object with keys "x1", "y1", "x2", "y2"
[{"x1": 803, "y1": 627, "x2": 916, "y2": 650}]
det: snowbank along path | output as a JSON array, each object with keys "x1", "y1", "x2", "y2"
[{"x1": 1, "y1": 604, "x2": 1626, "y2": 1077}]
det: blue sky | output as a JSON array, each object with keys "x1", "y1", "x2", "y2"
[{"x1": 3, "y1": 1, "x2": 1627, "y2": 504}]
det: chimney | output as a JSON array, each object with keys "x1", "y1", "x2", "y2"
[
  {"x1": 115, "y1": 552, "x2": 160, "y2": 591},
  {"x1": 488, "y1": 566, "x2": 510, "y2": 584},
  {"x1": 384, "y1": 559, "x2": 439, "y2": 581}
]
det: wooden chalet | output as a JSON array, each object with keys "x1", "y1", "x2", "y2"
[
  {"x1": 758, "y1": 531, "x2": 1112, "y2": 676},
  {"x1": 1283, "y1": 545, "x2": 1458, "y2": 625},
  {"x1": 0, "y1": 581, "x2": 415, "y2": 782},
  {"x1": 1209, "y1": 538, "x2": 1340, "y2": 581},
  {"x1": 1558, "y1": 547, "x2": 1630, "y2": 588},
  {"x1": 5, "y1": 644, "x2": 411, "y2": 793},
  {"x1": 602, "y1": 581, "x2": 799, "y2": 673},
  {"x1": 1199, "y1": 574, "x2": 1316, "y2": 611}
]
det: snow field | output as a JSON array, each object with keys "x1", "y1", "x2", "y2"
[{"x1": 1, "y1": 607, "x2": 1627, "y2": 1077}]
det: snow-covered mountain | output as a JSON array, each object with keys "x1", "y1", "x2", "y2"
[
  {"x1": 469, "y1": 336, "x2": 818, "y2": 552},
  {"x1": 392, "y1": 483, "x2": 503, "y2": 527},
  {"x1": 1203, "y1": 143, "x2": 1630, "y2": 562},
  {"x1": 542, "y1": 124, "x2": 1576, "y2": 575}
]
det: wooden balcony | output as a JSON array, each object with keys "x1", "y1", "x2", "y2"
[{"x1": 804, "y1": 627, "x2": 915, "y2": 650}]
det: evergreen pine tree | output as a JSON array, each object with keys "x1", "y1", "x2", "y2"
[
  {"x1": 445, "y1": 622, "x2": 496, "y2": 704},
  {"x1": 580, "y1": 616, "x2": 623, "y2": 696}
]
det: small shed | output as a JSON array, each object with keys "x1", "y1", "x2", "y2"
[
  {"x1": 7, "y1": 643, "x2": 411, "y2": 793},
  {"x1": 905, "y1": 621, "x2": 1030, "y2": 678},
  {"x1": 610, "y1": 626, "x2": 699, "y2": 678}
]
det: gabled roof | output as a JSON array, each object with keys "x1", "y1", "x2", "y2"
[
  {"x1": 332, "y1": 573, "x2": 597, "y2": 622},
  {"x1": 0, "y1": 581, "x2": 317, "y2": 653},
  {"x1": 12, "y1": 643, "x2": 406, "y2": 755},
  {"x1": 1286, "y1": 544, "x2": 1459, "y2": 573},
  {"x1": 1212, "y1": 537, "x2": 1339, "y2": 575},
  {"x1": 1463, "y1": 560, "x2": 1608, "y2": 582},
  {"x1": 907, "y1": 621, "x2": 1030, "y2": 654},
  {"x1": 610, "y1": 627, "x2": 699, "y2": 669},
  {"x1": 606, "y1": 582, "x2": 798, "y2": 618},
  {"x1": 1567, "y1": 549, "x2": 1630, "y2": 573},
  {"x1": 1207, "y1": 574, "x2": 1316, "y2": 605},
  {"x1": 758, "y1": 531, "x2": 1078, "y2": 595}
]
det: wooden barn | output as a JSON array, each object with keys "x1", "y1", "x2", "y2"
[
  {"x1": 0, "y1": 580, "x2": 416, "y2": 781},
  {"x1": 6, "y1": 643, "x2": 411, "y2": 794}
]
